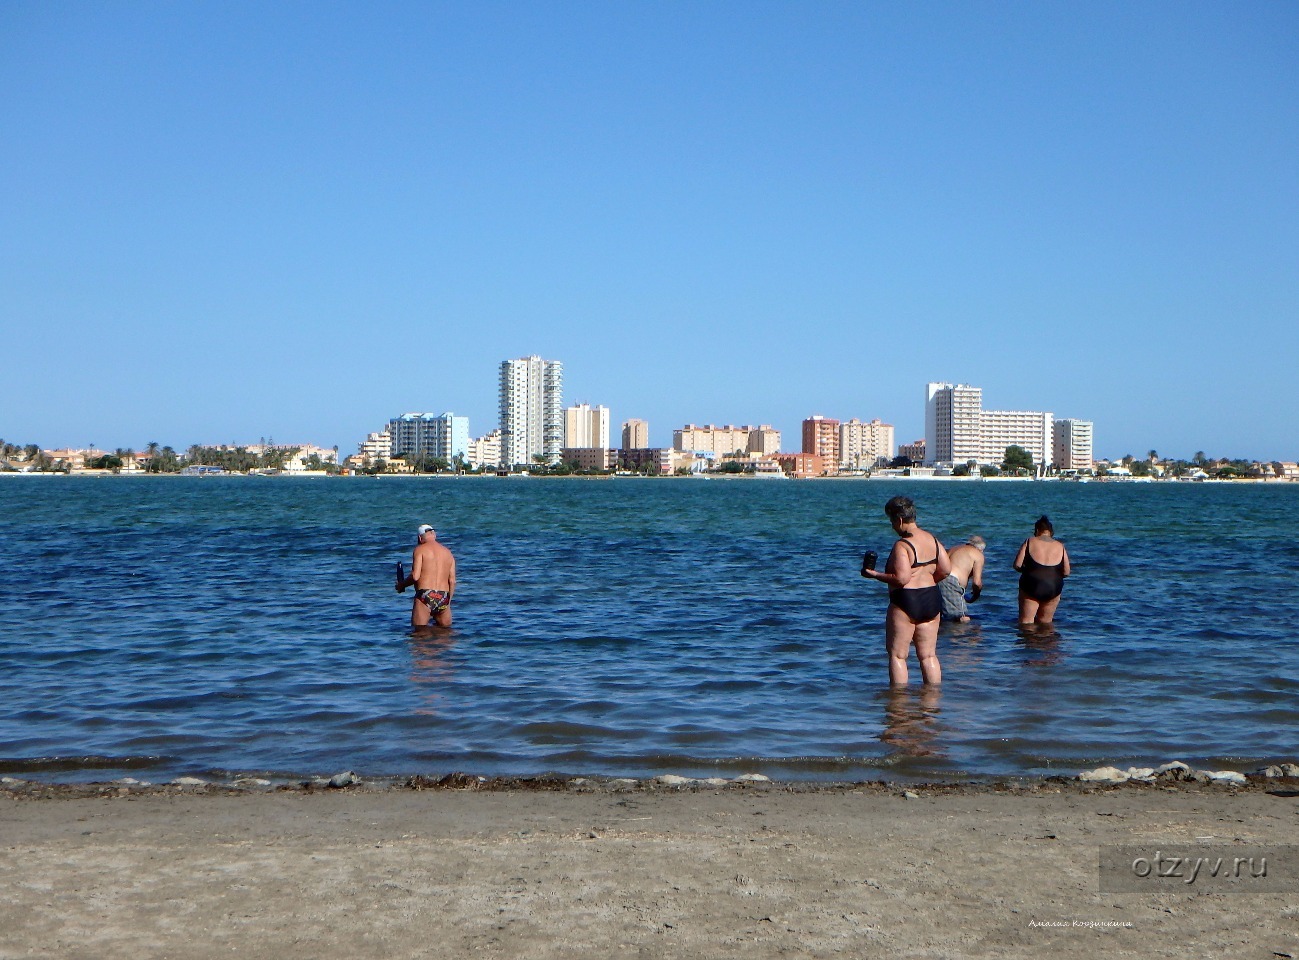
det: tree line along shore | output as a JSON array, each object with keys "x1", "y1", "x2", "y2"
[{"x1": 3, "y1": 437, "x2": 1296, "y2": 481}]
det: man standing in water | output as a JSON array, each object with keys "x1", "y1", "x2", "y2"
[
  {"x1": 939, "y1": 536, "x2": 985, "y2": 623},
  {"x1": 396, "y1": 524, "x2": 456, "y2": 628}
]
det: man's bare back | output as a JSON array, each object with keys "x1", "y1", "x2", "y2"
[
  {"x1": 396, "y1": 524, "x2": 456, "y2": 628},
  {"x1": 947, "y1": 540, "x2": 985, "y2": 591}
]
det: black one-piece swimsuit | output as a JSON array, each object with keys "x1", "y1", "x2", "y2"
[{"x1": 1018, "y1": 539, "x2": 1064, "y2": 602}]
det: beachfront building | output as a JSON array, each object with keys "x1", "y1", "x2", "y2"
[
  {"x1": 898, "y1": 439, "x2": 925, "y2": 464},
  {"x1": 774, "y1": 452, "x2": 824, "y2": 479},
  {"x1": 621, "y1": 418, "x2": 649, "y2": 450},
  {"x1": 499, "y1": 356, "x2": 563, "y2": 468},
  {"x1": 619, "y1": 447, "x2": 675, "y2": 475},
  {"x1": 467, "y1": 429, "x2": 502, "y2": 471},
  {"x1": 279, "y1": 444, "x2": 338, "y2": 472},
  {"x1": 801, "y1": 416, "x2": 840, "y2": 475},
  {"x1": 564, "y1": 403, "x2": 611, "y2": 450},
  {"x1": 925, "y1": 382, "x2": 1057, "y2": 469},
  {"x1": 358, "y1": 429, "x2": 392, "y2": 465},
  {"x1": 561, "y1": 447, "x2": 616, "y2": 471},
  {"x1": 980, "y1": 409, "x2": 1053, "y2": 469},
  {"x1": 674, "y1": 424, "x2": 746, "y2": 456},
  {"x1": 748, "y1": 425, "x2": 781, "y2": 456},
  {"x1": 387, "y1": 413, "x2": 470, "y2": 463},
  {"x1": 925, "y1": 383, "x2": 983, "y2": 466},
  {"x1": 1053, "y1": 419, "x2": 1094, "y2": 472},
  {"x1": 673, "y1": 423, "x2": 782, "y2": 457},
  {"x1": 840, "y1": 418, "x2": 895, "y2": 471}
]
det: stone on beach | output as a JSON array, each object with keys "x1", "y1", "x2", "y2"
[
  {"x1": 171, "y1": 777, "x2": 207, "y2": 786},
  {"x1": 733, "y1": 773, "x2": 771, "y2": 783},
  {"x1": 655, "y1": 775, "x2": 694, "y2": 787},
  {"x1": 1078, "y1": 766, "x2": 1130, "y2": 783},
  {"x1": 1258, "y1": 763, "x2": 1299, "y2": 778},
  {"x1": 327, "y1": 771, "x2": 358, "y2": 788},
  {"x1": 1078, "y1": 761, "x2": 1246, "y2": 785},
  {"x1": 1205, "y1": 770, "x2": 1247, "y2": 785}
]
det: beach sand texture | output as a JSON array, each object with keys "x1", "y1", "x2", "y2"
[{"x1": 2, "y1": 780, "x2": 1296, "y2": 959}]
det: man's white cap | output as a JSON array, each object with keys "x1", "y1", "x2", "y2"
[{"x1": 417, "y1": 524, "x2": 434, "y2": 535}]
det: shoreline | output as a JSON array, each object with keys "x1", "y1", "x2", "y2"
[
  {"x1": 1, "y1": 760, "x2": 1287, "y2": 799},
  {"x1": 3, "y1": 470, "x2": 1295, "y2": 483},
  {"x1": 3, "y1": 774, "x2": 1296, "y2": 958}
]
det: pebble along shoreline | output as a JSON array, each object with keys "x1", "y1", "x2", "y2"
[{"x1": 5, "y1": 759, "x2": 1298, "y2": 799}]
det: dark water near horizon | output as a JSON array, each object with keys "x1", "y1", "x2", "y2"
[{"x1": 2, "y1": 475, "x2": 1297, "y2": 784}]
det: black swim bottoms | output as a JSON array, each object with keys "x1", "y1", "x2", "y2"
[{"x1": 889, "y1": 586, "x2": 942, "y2": 624}]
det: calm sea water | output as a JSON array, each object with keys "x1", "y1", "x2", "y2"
[{"x1": 2, "y1": 475, "x2": 1297, "y2": 783}]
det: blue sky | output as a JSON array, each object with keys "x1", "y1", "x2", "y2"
[{"x1": 2, "y1": 2, "x2": 1296, "y2": 459}]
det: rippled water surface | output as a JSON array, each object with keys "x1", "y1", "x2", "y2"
[{"x1": 2, "y1": 476, "x2": 1297, "y2": 782}]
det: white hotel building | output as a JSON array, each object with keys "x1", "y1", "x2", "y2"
[
  {"x1": 925, "y1": 383, "x2": 984, "y2": 465},
  {"x1": 978, "y1": 409, "x2": 1052, "y2": 469},
  {"x1": 926, "y1": 381, "x2": 1080, "y2": 470}
]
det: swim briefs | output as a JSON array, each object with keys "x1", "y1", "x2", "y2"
[{"x1": 415, "y1": 588, "x2": 451, "y2": 614}]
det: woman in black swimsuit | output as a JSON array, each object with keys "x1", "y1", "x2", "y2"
[
  {"x1": 1012, "y1": 516, "x2": 1071, "y2": 625},
  {"x1": 861, "y1": 496, "x2": 952, "y2": 685}
]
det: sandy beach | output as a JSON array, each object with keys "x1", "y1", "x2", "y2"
[{"x1": 2, "y1": 777, "x2": 1296, "y2": 959}]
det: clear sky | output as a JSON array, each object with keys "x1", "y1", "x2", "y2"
[{"x1": 2, "y1": 2, "x2": 1296, "y2": 459}]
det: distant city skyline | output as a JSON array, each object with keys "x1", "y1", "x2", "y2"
[{"x1": 3, "y1": 6, "x2": 1296, "y2": 459}]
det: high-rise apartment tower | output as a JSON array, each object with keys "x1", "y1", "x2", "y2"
[
  {"x1": 801, "y1": 416, "x2": 840, "y2": 475},
  {"x1": 840, "y1": 418, "x2": 895, "y2": 470},
  {"x1": 621, "y1": 419, "x2": 649, "y2": 450},
  {"x1": 1053, "y1": 419, "x2": 1094, "y2": 472},
  {"x1": 925, "y1": 383, "x2": 983, "y2": 466},
  {"x1": 499, "y1": 356, "x2": 563, "y2": 467},
  {"x1": 564, "y1": 403, "x2": 611, "y2": 449}
]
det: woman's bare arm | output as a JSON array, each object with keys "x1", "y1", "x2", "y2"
[{"x1": 867, "y1": 542, "x2": 913, "y2": 588}]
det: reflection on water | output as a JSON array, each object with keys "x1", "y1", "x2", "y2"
[
  {"x1": 940, "y1": 620, "x2": 987, "y2": 674},
  {"x1": 407, "y1": 630, "x2": 457, "y2": 715},
  {"x1": 879, "y1": 687, "x2": 945, "y2": 758},
  {"x1": 1015, "y1": 623, "x2": 1064, "y2": 667}
]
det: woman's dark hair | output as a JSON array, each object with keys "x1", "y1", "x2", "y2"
[
  {"x1": 1034, "y1": 515, "x2": 1054, "y2": 535},
  {"x1": 884, "y1": 496, "x2": 917, "y2": 524}
]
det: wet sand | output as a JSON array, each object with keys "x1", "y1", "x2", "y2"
[{"x1": 2, "y1": 778, "x2": 1296, "y2": 959}]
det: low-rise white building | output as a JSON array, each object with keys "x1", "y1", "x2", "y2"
[
  {"x1": 467, "y1": 430, "x2": 502, "y2": 470},
  {"x1": 358, "y1": 429, "x2": 392, "y2": 464}
]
